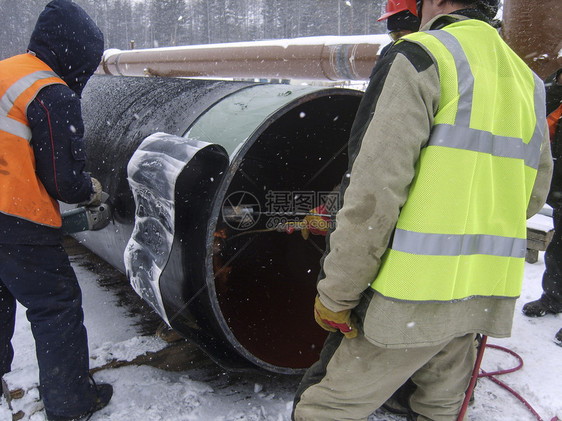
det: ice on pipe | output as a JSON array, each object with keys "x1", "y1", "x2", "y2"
[{"x1": 124, "y1": 132, "x2": 215, "y2": 323}]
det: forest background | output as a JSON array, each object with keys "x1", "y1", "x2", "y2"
[{"x1": 0, "y1": 0, "x2": 389, "y2": 60}]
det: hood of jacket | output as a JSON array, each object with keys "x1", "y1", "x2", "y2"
[{"x1": 27, "y1": 0, "x2": 104, "y2": 96}]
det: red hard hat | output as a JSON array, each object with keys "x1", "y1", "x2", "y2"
[{"x1": 378, "y1": 0, "x2": 418, "y2": 21}]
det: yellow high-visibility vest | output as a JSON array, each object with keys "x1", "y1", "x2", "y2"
[
  {"x1": 0, "y1": 53, "x2": 66, "y2": 227},
  {"x1": 371, "y1": 19, "x2": 546, "y2": 302}
]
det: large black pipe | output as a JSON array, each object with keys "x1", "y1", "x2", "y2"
[{"x1": 76, "y1": 75, "x2": 362, "y2": 373}]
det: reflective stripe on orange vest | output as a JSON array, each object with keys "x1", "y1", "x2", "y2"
[
  {"x1": 0, "y1": 53, "x2": 67, "y2": 227},
  {"x1": 0, "y1": 69, "x2": 59, "y2": 140}
]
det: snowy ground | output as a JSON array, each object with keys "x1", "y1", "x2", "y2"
[{"x1": 1, "y1": 213, "x2": 561, "y2": 421}]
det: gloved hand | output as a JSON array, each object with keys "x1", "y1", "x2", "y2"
[
  {"x1": 301, "y1": 204, "x2": 331, "y2": 240},
  {"x1": 314, "y1": 295, "x2": 357, "y2": 339},
  {"x1": 87, "y1": 177, "x2": 103, "y2": 206}
]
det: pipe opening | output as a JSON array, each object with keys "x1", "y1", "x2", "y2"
[{"x1": 211, "y1": 94, "x2": 361, "y2": 370}]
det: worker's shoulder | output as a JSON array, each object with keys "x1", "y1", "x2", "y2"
[
  {"x1": 27, "y1": 84, "x2": 82, "y2": 131},
  {"x1": 35, "y1": 82, "x2": 76, "y2": 103},
  {"x1": 387, "y1": 39, "x2": 436, "y2": 73},
  {"x1": 29, "y1": 83, "x2": 80, "y2": 116}
]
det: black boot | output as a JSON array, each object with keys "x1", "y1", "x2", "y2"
[
  {"x1": 522, "y1": 298, "x2": 560, "y2": 317},
  {"x1": 46, "y1": 378, "x2": 113, "y2": 421}
]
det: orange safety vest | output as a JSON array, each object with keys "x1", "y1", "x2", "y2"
[{"x1": 0, "y1": 53, "x2": 67, "y2": 227}]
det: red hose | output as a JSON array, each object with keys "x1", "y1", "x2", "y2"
[
  {"x1": 478, "y1": 344, "x2": 523, "y2": 376},
  {"x1": 457, "y1": 335, "x2": 487, "y2": 421},
  {"x1": 458, "y1": 342, "x2": 559, "y2": 421}
]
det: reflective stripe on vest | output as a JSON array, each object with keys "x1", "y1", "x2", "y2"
[
  {"x1": 371, "y1": 20, "x2": 545, "y2": 302},
  {"x1": 0, "y1": 70, "x2": 59, "y2": 141},
  {"x1": 0, "y1": 54, "x2": 66, "y2": 227},
  {"x1": 0, "y1": 114, "x2": 31, "y2": 140}
]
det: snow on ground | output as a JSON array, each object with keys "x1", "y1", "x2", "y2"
[{"x1": 1, "y1": 213, "x2": 561, "y2": 421}]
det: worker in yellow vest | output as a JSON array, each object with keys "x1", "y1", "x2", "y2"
[
  {"x1": 0, "y1": 1, "x2": 111, "y2": 420},
  {"x1": 292, "y1": 0, "x2": 553, "y2": 420}
]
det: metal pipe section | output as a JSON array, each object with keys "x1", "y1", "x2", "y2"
[
  {"x1": 502, "y1": 0, "x2": 562, "y2": 79},
  {"x1": 76, "y1": 75, "x2": 363, "y2": 374},
  {"x1": 97, "y1": 35, "x2": 388, "y2": 81}
]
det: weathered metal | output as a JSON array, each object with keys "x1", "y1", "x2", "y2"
[{"x1": 502, "y1": 0, "x2": 562, "y2": 79}]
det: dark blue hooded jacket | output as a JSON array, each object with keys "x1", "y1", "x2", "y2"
[{"x1": 0, "y1": 0, "x2": 104, "y2": 244}]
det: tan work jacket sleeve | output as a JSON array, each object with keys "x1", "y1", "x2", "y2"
[{"x1": 527, "y1": 126, "x2": 553, "y2": 219}]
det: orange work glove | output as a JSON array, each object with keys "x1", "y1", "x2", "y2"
[
  {"x1": 313, "y1": 295, "x2": 357, "y2": 339},
  {"x1": 301, "y1": 204, "x2": 331, "y2": 239}
]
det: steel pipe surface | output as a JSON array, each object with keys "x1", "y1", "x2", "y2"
[{"x1": 76, "y1": 75, "x2": 363, "y2": 373}]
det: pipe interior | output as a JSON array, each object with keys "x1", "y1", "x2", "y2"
[{"x1": 213, "y1": 94, "x2": 361, "y2": 369}]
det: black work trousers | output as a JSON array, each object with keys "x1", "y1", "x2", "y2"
[
  {"x1": 0, "y1": 243, "x2": 95, "y2": 418},
  {"x1": 541, "y1": 208, "x2": 562, "y2": 312}
]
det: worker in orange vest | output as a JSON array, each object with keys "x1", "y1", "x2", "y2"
[{"x1": 0, "y1": 1, "x2": 112, "y2": 420}]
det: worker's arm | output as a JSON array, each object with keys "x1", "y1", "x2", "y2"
[
  {"x1": 27, "y1": 84, "x2": 94, "y2": 204},
  {"x1": 527, "y1": 125, "x2": 553, "y2": 218},
  {"x1": 317, "y1": 42, "x2": 440, "y2": 312}
]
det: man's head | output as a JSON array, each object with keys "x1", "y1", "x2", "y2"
[
  {"x1": 378, "y1": 0, "x2": 420, "y2": 40},
  {"x1": 28, "y1": 0, "x2": 104, "y2": 96},
  {"x1": 416, "y1": 0, "x2": 499, "y2": 28}
]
